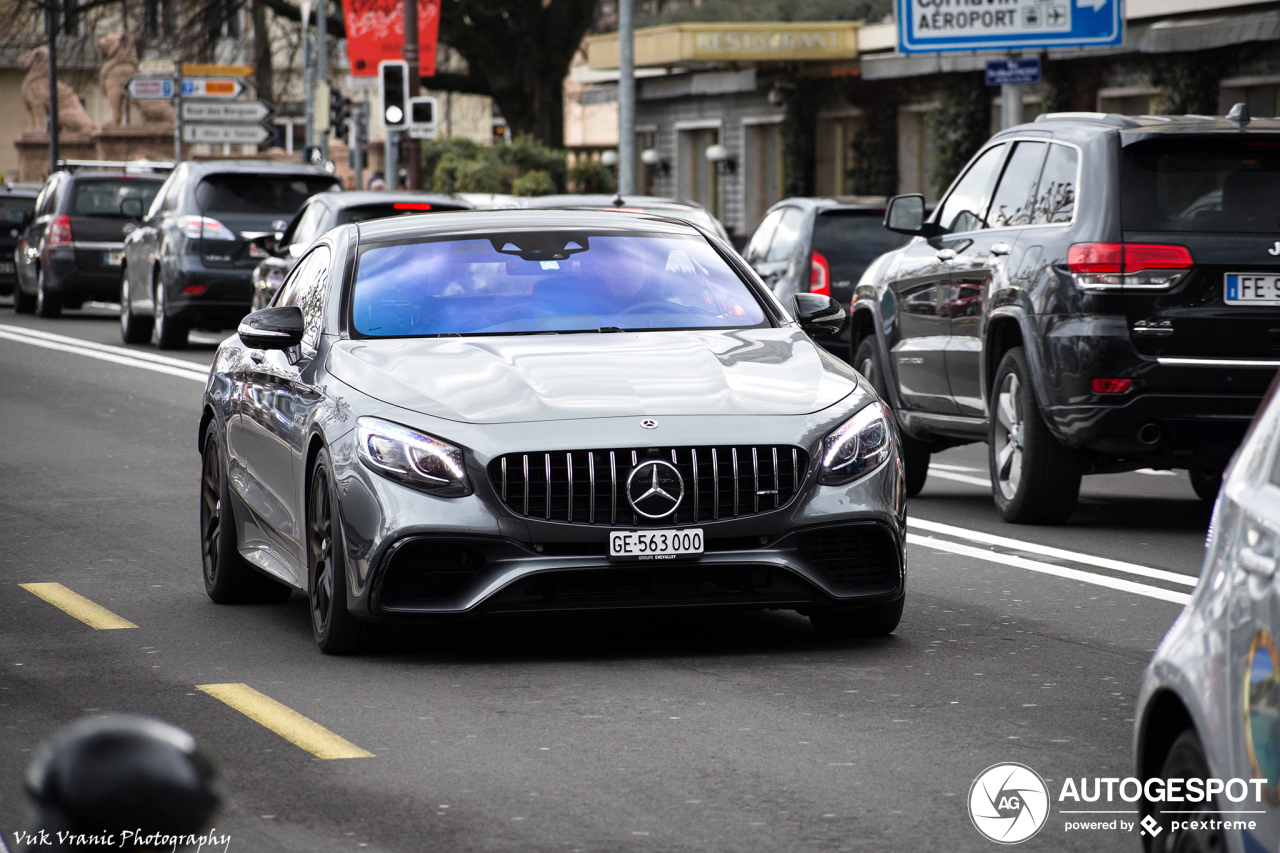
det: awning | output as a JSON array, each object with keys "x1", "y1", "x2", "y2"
[{"x1": 1138, "y1": 9, "x2": 1280, "y2": 53}]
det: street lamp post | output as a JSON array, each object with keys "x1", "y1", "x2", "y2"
[
  {"x1": 46, "y1": 0, "x2": 59, "y2": 174},
  {"x1": 617, "y1": 0, "x2": 635, "y2": 196},
  {"x1": 317, "y1": 0, "x2": 328, "y2": 159},
  {"x1": 402, "y1": 0, "x2": 419, "y2": 190}
]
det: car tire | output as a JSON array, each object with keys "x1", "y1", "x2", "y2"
[
  {"x1": 151, "y1": 282, "x2": 187, "y2": 350},
  {"x1": 1189, "y1": 465, "x2": 1222, "y2": 503},
  {"x1": 855, "y1": 337, "x2": 930, "y2": 497},
  {"x1": 35, "y1": 268, "x2": 60, "y2": 318},
  {"x1": 12, "y1": 277, "x2": 35, "y2": 313},
  {"x1": 989, "y1": 347, "x2": 1081, "y2": 524},
  {"x1": 309, "y1": 449, "x2": 370, "y2": 655},
  {"x1": 201, "y1": 427, "x2": 291, "y2": 604},
  {"x1": 119, "y1": 267, "x2": 152, "y2": 344},
  {"x1": 809, "y1": 598, "x2": 904, "y2": 639},
  {"x1": 1143, "y1": 729, "x2": 1226, "y2": 853}
]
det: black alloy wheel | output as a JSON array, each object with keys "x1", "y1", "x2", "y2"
[
  {"x1": 12, "y1": 275, "x2": 35, "y2": 313},
  {"x1": 201, "y1": 427, "x2": 291, "y2": 604},
  {"x1": 989, "y1": 347, "x2": 1081, "y2": 524},
  {"x1": 1189, "y1": 466, "x2": 1223, "y2": 503},
  {"x1": 809, "y1": 597, "x2": 904, "y2": 639},
  {"x1": 308, "y1": 449, "x2": 367, "y2": 655},
  {"x1": 119, "y1": 266, "x2": 152, "y2": 344},
  {"x1": 152, "y1": 282, "x2": 188, "y2": 350},
  {"x1": 35, "y1": 267, "x2": 60, "y2": 318},
  {"x1": 1143, "y1": 730, "x2": 1227, "y2": 853},
  {"x1": 855, "y1": 337, "x2": 930, "y2": 497}
]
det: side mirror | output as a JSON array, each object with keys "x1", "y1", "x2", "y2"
[
  {"x1": 238, "y1": 306, "x2": 304, "y2": 350},
  {"x1": 120, "y1": 197, "x2": 145, "y2": 219},
  {"x1": 793, "y1": 293, "x2": 846, "y2": 337},
  {"x1": 884, "y1": 194, "x2": 929, "y2": 236}
]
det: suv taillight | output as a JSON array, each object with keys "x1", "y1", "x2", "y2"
[
  {"x1": 809, "y1": 249, "x2": 831, "y2": 297},
  {"x1": 1067, "y1": 242, "x2": 1193, "y2": 291},
  {"x1": 48, "y1": 214, "x2": 73, "y2": 246}
]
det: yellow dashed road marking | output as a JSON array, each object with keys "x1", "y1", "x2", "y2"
[
  {"x1": 20, "y1": 583, "x2": 137, "y2": 629},
  {"x1": 197, "y1": 683, "x2": 374, "y2": 759}
]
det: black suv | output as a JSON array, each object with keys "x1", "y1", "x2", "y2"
[
  {"x1": 0, "y1": 184, "x2": 39, "y2": 299},
  {"x1": 743, "y1": 197, "x2": 909, "y2": 361},
  {"x1": 854, "y1": 107, "x2": 1280, "y2": 523},
  {"x1": 119, "y1": 161, "x2": 341, "y2": 348},
  {"x1": 13, "y1": 172, "x2": 164, "y2": 316}
]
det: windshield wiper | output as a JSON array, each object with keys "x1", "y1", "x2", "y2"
[{"x1": 598, "y1": 326, "x2": 625, "y2": 333}]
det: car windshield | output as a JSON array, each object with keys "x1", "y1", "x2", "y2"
[
  {"x1": 195, "y1": 174, "x2": 340, "y2": 215},
  {"x1": 336, "y1": 203, "x2": 447, "y2": 226},
  {"x1": 352, "y1": 230, "x2": 767, "y2": 337},
  {"x1": 71, "y1": 178, "x2": 163, "y2": 217},
  {"x1": 1122, "y1": 139, "x2": 1280, "y2": 233}
]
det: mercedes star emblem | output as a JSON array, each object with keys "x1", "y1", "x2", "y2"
[
  {"x1": 626, "y1": 460, "x2": 684, "y2": 519},
  {"x1": 641, "y1": 419, "x2": 658, "y2": 429}
]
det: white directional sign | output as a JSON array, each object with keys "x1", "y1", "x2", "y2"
[
  {"x1": 181, "y1": 101, "x2": 273, "y2": 122},
  {"x1": 127, "y1": 77, "x2": 175, "y2": 100},
  {"x1": 181, "y1": 123, "x2": 271, "y2": 145},
  {"x1": 180, "y1": 78, "x2": 245, "y2": 98},
  {"x1": 896, "y1": 0, "x2": 1122, "y2": 54}
]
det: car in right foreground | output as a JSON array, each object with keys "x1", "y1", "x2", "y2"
[
  {"x1": 1135, "y1": 371, "x2": 1280, "y2": 853},
  {"x1": 199, "y1": 210, "x2": 906, "y2": 653},
  {"x1": 856, "y1": 107, "x2": 1280, "y2": 523}
]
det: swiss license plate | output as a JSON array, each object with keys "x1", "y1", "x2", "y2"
[
  {"x1": 0, "y1": 262, "x2": 14, "y2": 274},
  {"x1": 105, "y1": 250, "x2": 124, "y2": 266},
  {"x1": 1225, "y1": 273, "x2": 1280, "y2": 305},
  {"x1": 609, "y1": 528, "x2": 703, "y2": 561}
]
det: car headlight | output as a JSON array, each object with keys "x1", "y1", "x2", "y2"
[
  {"x1": 818, "y1": 401, "x2": 894, "y2": 485},
  {"x1": 355, "y1": 417, "x2": 471, "y2": 496}
]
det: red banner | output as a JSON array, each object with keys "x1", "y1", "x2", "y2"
[{"x1": 343, "y1": 0, "x2": 439, "y2": 77}]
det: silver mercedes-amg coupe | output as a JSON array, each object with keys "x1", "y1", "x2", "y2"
[{"x1": 198, "y1": 210, "x2": 906, "y2": 653}]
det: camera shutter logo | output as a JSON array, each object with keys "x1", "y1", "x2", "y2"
[{"x1": 968, "y1": 763, "x2": 1050, "y2": 844}]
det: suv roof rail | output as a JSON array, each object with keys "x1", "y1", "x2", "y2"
[{"x1": 1035, "y1": 112, "x2": 1141, "y2": 127}]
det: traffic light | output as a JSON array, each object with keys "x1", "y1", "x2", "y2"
[
  {"x1": 330, "y1": 88, "x2": 352, "y2": 141},
  {"x1": 379, "y1": 60, "x2": 409, "y2": 130}
]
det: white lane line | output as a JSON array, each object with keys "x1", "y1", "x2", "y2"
[
  {"x1": 906, "y1": 533, "x2": 1192, "y2": 605},
  {"x1": 0, "y1": 324, "x2": 210, "y2": 371},
  {"x1": 931, "y1": 462, "x2": 983, "y2": 473},
  {"x1": 929, "y1": 469, "x2": 993, "y2": 488},
  {"x1": 0, "y1": 328, "x2": 208, "y2": 383},
  {"x1": 1136, "y1": 468, "x2": 1179, "y2": 477},
  {"x1": 908, "y1": 516, "x2": 1197, "y2": 587}
]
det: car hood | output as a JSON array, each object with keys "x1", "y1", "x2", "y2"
[{"x1": 326, "y1": 328, "x2": 858, "y2": 424}]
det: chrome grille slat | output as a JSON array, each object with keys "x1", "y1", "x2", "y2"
[{"x1": 489, "y1": 445, "x2": 808, "y2": 526}]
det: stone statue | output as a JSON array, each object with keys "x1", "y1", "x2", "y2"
[
  {"x1": 98, "y1": 32, "x2": 173, "y2": 125},
  {"x1": 18, "y1": 47, "x2": 99, "y2": 135}
]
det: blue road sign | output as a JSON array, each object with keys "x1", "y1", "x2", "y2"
[
  {"x1": 986, "y1": 58, "x2": 1042, "y2": 86},
  {"x1": 897, "y1": 0, "x2": 1123, "y2": 54}
]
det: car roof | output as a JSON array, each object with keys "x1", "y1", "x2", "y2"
[
  {"x1": 518, "y1": 194, "x2": 706, "y2": 211},
  {"x1": 1021, "y1": 112, "x2": 1280, "y2": 145},
  {"x1": 315, "y1": 190, "x2": 473, "y2": 209},
  {"x1": 766, "y1": 196, "x2": 888, "y2": 214},
  {"x1": 184, "y1": 160, "x2": 339, "y2": 178},
  {"x1": 1, "y1": 184, "x2": 40, "y2": 196},
  {"x1": 355, "y1": 208, "x2": 702, "y2": 242},
  {"x1": 64, "y1": 171, "x2": 165, "y2": 182}
]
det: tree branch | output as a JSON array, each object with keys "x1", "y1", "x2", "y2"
[
  {"x1": 421, "y1": 71, "x2": 491, "y2": 95},
  {"x1": 260, "y1": 0, "x2": 346, "y2": 38}
]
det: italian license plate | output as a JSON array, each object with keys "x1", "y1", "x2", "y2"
[
  {"x1": 609, "y1": 528, "x2": 703, "y2": 561},
  {"x1": 105, "y1": 250, "x2": 124, "y2": 266},
  {"x1": 1225, "y1": 273, "x2": 1280, "y2": 305}
]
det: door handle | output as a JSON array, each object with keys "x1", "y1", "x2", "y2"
[
  {"x1": 935, "y1": 248, "x2": 956, "y2": 261},
  {"x1": 991, "y1": 242, "x2": 1011, "y2": 256}
]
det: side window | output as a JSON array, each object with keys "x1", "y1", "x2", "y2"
[
  {"x1": 765, "y1": 206, "x2": 805, "y2": 262},
  {"x1": 745, "y1": 209, "x2": 784, "y2": 264},
  {"x1": 934, "y1": 143, "x2": 1007, "y2": 236},
  {"x1": 289, "y1": 203, "x2": 327, "y2": 249},
  {"x1": 35, "y1": 176, "x2": 59, "y2": 216},
  {"x1": 277, "y1": 245, "x2": 331, "y2": 350},
  {"x1": 1029, "y1": 143, "x2": 1079, "y2": 224},
  {"x1": 986, "y1": 141, "x2": 1047, "y2": 229}
]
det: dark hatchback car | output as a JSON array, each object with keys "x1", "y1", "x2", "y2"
[
  {"x1": 0, "y1": 184, "x2": 39, "y2": 298},
  {"x1": 855, "y1": 107, "x2": 1280, "y2": 523},
  {"x1": 743, "y1": 198, "x2": 910, "y2": 362},
  {"x1": 119, "y1": 161, "x2": 341, "y2": 348},
  {"x1": 251, "y1": 190, "x2": 472, "y2": 310},
  {"x1": 13, "y1": 172, "x2": 164, "y2": 317}
]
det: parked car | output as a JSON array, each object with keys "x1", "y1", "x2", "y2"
[
  {"x1": 0, "y1": 184, "x2": 39, "y2": 300},
  {"x1": 12, "y1": 171, "x2": 164, "y2": 317},
  {"x1": 517, "y1": 194, "x2": 732, "y2": 243},
  {"x1": 743, "y1": 197, "x2": 911, "y2": 361},
  {"x1": 1134, "y1": 370, "x2": 1280, "y2": 853},
  {"x1": 199, "y1": 210, "x2": 905, "y2": 653},
  {"x1": 251, "y1": 190, "x2": 473, "y2": 310},
  {"x1": 119, "y1": 161, "x2": 341, "y2": 348},
  {"x1": 854, "y1": 108, "x2": 1280, "y2": 522}
]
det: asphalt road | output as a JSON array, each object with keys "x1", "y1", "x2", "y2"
[{"x1": 0, "y1": 304, "x2": 1212, "y2": 852}]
